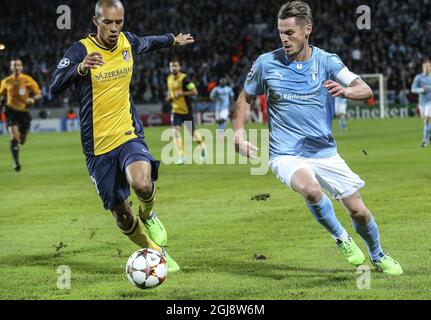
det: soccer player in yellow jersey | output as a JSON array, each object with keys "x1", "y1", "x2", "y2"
[
  {"x1": 49, "y1": 0, "x2": 194, "y2": 272},
  {"x1": 0, "y1": 59, "x2": 41, "y2": 172},
  {"x1": 166, "y1": 59, "x2": 206, "y2": 165}
]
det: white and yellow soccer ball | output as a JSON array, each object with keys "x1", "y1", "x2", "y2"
[{"x1": 125, "y1": 248, "x2": 167, "y2": 289}]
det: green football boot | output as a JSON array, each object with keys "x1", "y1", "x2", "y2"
[
  {"x1": 162, "y1": 248, "x2": 180, "y2": 273},
  {"x1": 336, "y1": 236, "x2": 365, "y2": 266},
  {"x1": 142, "y1": 212, "x2": 168, "y2": 247},
  {"x1": 372, "y1": 254, "x2": 403, "y2": 275}
]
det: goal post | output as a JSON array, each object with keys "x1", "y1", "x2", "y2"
[{"x1": 359, "y1": 73, "x2": 387, "y2": 119}]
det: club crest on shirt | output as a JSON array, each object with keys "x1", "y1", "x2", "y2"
[{"x1": 122, "y1": 50, "x2": 130, "y2": 62}]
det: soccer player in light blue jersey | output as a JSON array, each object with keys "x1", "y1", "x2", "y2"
[
  {"x1": 233, "y1": 1, "x2": 402, "y2": 275},
  {"x1": 411, "y1": 59, "x2": 431, "y2": 147},
  {"x1": 210, "y1": 78, "x2": 235, "y2": 137},
  {"x1": 335, "y1": 96, "x2": 348, "y2": 132}
]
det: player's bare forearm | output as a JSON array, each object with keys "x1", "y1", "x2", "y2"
[
  {"x1": 233, "y1": 90, "x2": 250, "y2": 139},
  {"x1": 233, "y1": 90, "x2": 258, "y2": 158},
  {"x1": 325, "y1": 79, "x2": 373, "y2": 100},
  {"x1": 344, "y1": 79, "x2": 373, "y2": 100}
]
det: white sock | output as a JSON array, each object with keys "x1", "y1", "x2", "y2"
[{"x1": 332, "y1": 229, "x2": 349, "y2": 241}]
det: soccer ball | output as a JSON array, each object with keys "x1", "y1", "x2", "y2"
[{"x1": 125, "y1": 248, "x2": 167, "y2": 289}]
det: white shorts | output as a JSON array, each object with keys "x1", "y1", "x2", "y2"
[
  {"x1": 269, "y1": 154, "x2": 365, "y2": 200},
  {"x1": 215, "y1": 108, "x2": 229, "y2": 121},
  {"x1": 335, "y1": 103, "x2": 347, "y2": 115},
  {"x1": 419, "y1": 103, "x2": 431, "y2": 118}
]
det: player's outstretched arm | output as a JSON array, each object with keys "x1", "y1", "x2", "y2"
[
  {"x1": 233, "y1": 90, "x2": 259, "y2": 159},
  {"x1": 324, "y1": 79, "x2": 373, "y2": 100},
  {"x1": 125, "y1": 32, "x2": 194, "y2": 56}
]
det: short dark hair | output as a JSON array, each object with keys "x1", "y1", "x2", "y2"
[
  {"x1": 95, "y1": 0, "x2": 123, "y2": 18},
  {"x1": 423, "y1": 59, "x2": 431, "y2": 64},
  {"x1": 278, "y1": 1, "x2": 313, "y2": 25},
  {"x1": 170, "y1": 58, "x2": 180, "y2": 64}
]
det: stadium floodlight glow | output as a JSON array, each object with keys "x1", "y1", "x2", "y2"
[
  {"x1": 0, "y1": 44, "x2": 5, "y2": 51},
  {"x1": 360, "y1": 73, "x2": 387, "y2": 119}
]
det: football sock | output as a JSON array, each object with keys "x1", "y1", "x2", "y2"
[
  {"x1": 193, "y1": 131, "x2": 206, "y2": 155},
  {"x1": 307, "y1": 194, "x2": 347, "y2": 240},
  {"x1": 423, "y1": 123, "x2": 429, "y2": 143},
  {"x1": 174, "y1": 135, "x2": 183, "y2": 158},
  {"x1": 218, "y1": 122, "x2": 226, "y2": 131},
  {"x1": 352, "y1": 216, "x2": 383, "y2": 262},
  {"x1": 10, "y1": 139, "x2": 19, "y2": 165},
  {"x1": 119, "y1": 216, "x2": 161, "y2": 253},
  {"x1": 194, "y1": 131, "x2": 204, "y2": 144},
  {"x1": 427, "y1": 123, "x2": 431, "y2": 140},
  {"x1": 341, "y1": 118, "x2": 347, "y2": 130},
  {"x1": 137, "y1": 181, "x2": 156, "y2": 221}
]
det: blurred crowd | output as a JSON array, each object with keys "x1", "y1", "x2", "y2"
[{"x1": 1, "y1": 0, "x2": 430, "y2": 108}]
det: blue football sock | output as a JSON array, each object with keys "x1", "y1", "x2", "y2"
[
  {"x1": 427, "y1": 123, "x2": 431, "y2": 140},
  {"x1": 342, "y1": 119, "x2": 347, "y2": 129},
  {"x1": 307, "y1": 194, "x2": 346, "y2": 239},
  {"x1": 352, "y1": 216, "x2": 383, "y2": 262},
  {"x1": 423, "y1": 124, "x2": 428, "y2": 143},
  {"x1": 218, "y1": 123, "x2": 225, "y2": 131}
]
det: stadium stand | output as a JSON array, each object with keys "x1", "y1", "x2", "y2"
[{"x1": 1, "y1": 0, "x2": 430, "y2": 109}]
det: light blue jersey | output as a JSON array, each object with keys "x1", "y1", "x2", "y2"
[
  {"x1": 210, "y1": 85, "x2": 234, "y2": 111},
  {"x1": 411, "y1": 73, "x2": 431, "y2": 107},
  {"x1": 244, "y1": 46, "x2": 354, "y2": 159}
]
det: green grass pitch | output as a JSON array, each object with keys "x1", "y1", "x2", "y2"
[{"x1": 0, "y1": 118, "x2": 430, "y2": 300}]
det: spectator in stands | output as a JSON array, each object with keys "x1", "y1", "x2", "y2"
[{"x1": 1, "y1": 0, "x2": 430, "y2": 107}]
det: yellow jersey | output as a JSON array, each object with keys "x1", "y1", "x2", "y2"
[
  {"x1": 0, "y1": 73, "x2": 41, "y2": 112},
  {"x1": 167, "y1": 72, "x2": 196, "y2": 115},
  {"x1": 49, "y1": 31, "x2": 175, "y2": 156}
]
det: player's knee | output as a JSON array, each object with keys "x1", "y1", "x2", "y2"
[
  {"x1": 349, "y1": 205, "x2": 369, "y2": 223},
  {"x1": 303, "y1": 184, "x2": 323, "y2": 203},
  {"x1": 130, "y1": 178, "x2": 152, "y2": 196}
]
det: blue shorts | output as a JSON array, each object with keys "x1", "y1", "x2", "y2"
[
  {"x1": 86, "y1": 138, "x2": 160, "y2": 210},
  {"x1": 172, "y1": 112, "x2": 195, "y2": 132}
]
